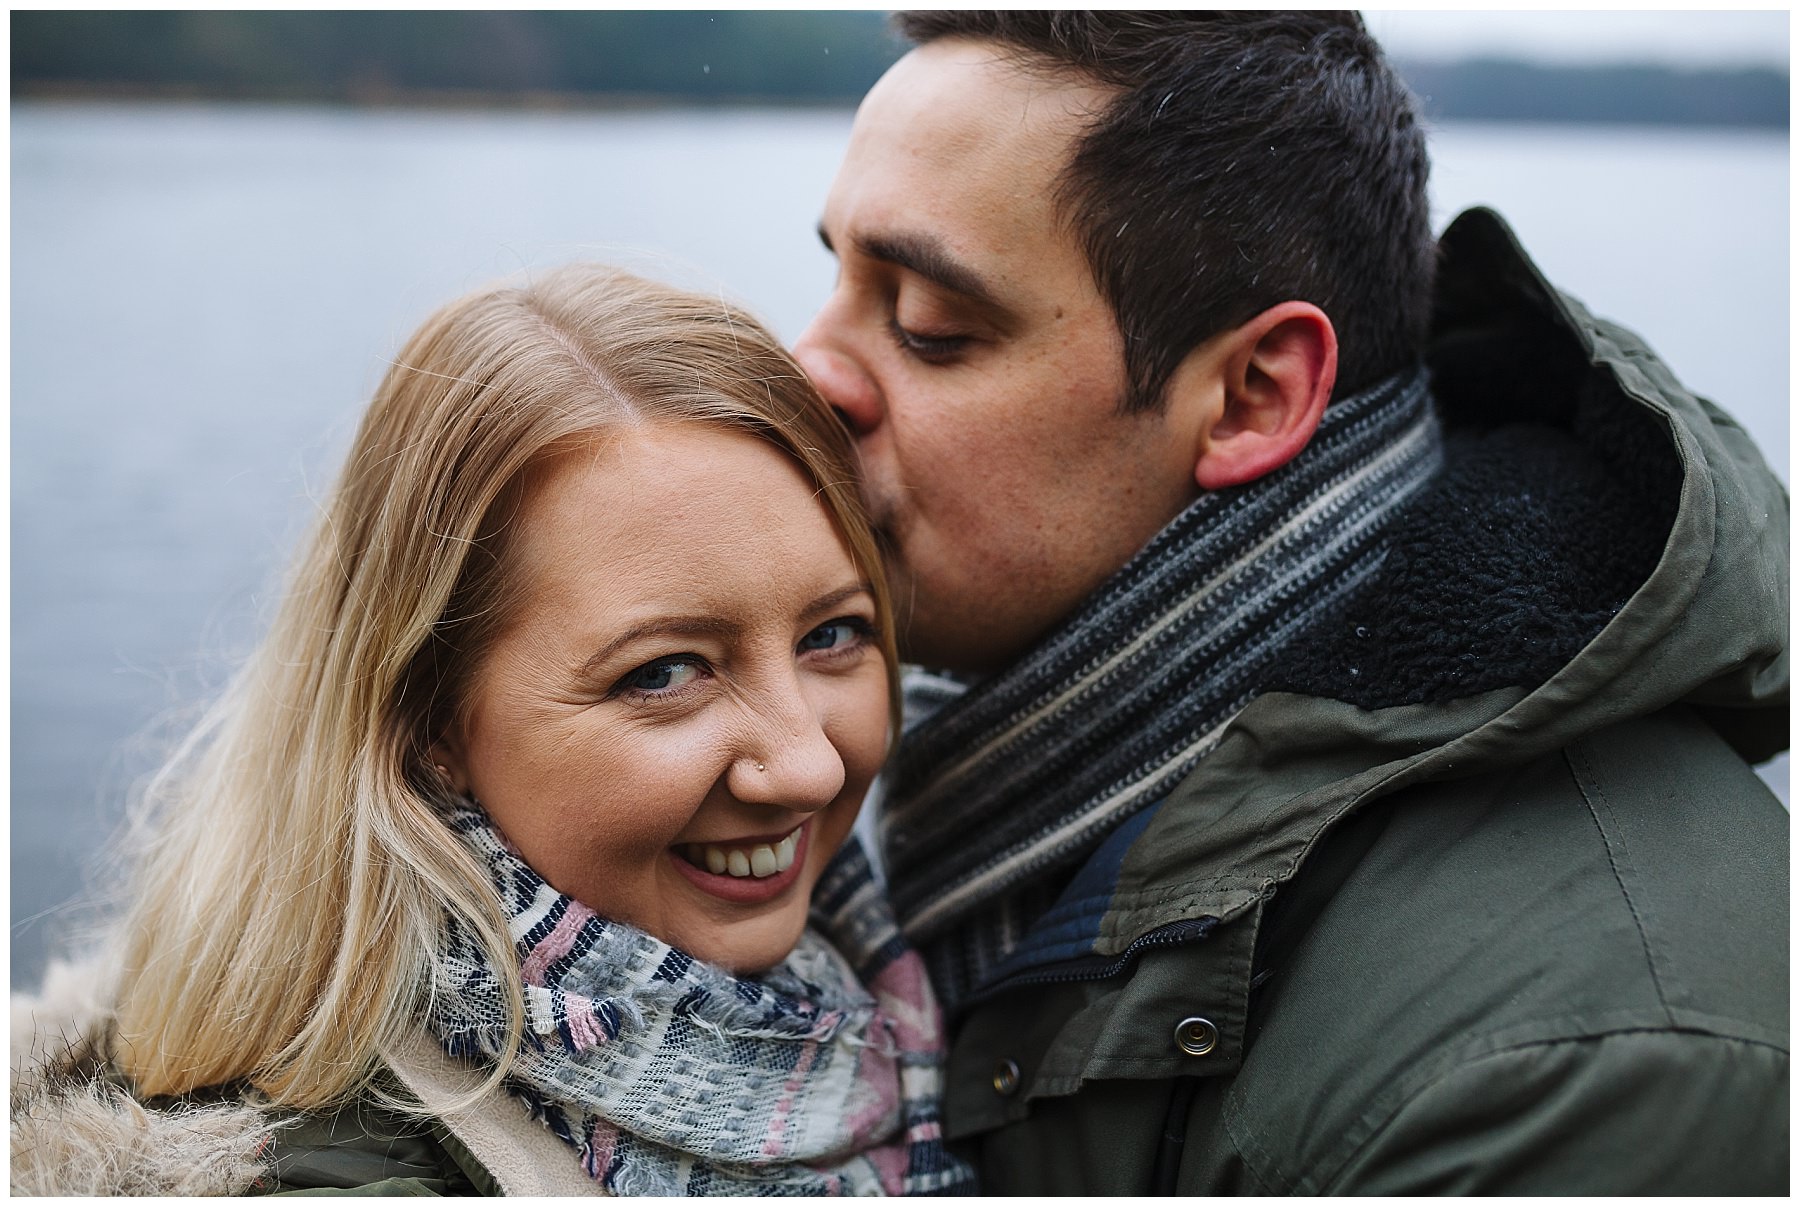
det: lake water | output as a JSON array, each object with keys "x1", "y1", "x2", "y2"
[{"x1": 11, "y1": 103, "x2": 1789, "y2": 985}]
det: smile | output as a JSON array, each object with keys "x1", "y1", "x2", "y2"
[
  {"x1": 669, "y1": 823, "x2": 812, "y2": 906},
  {"x1": 678, "y1": 826, "x2": 802, "y2": 879}
]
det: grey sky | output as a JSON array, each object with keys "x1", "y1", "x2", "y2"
[{"x1": 1366, "y1": 10, "x2": 1789, "y2": 68}]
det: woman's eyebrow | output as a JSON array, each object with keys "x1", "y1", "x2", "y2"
[
  {"x1": 803, "y1": 582, "x2": 877, "y2": 620},
  {"x1": 576, "y1": 616, "x2": 740, "y2": 676},
  {"x1": 576, "y1": 584, "x2": 873, "y2": 676}
]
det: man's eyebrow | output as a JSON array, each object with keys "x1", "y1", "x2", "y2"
[{"x1": 819, "y1": 223, "x2": 1002, "y2": 310}]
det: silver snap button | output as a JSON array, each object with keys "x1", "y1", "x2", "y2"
[
  {"x1": 991, "y1": 1058, "x2": 1022, "y2": 1096},
  {"x1": 1174, "y1": 1016, "x2": 1218, "y2": 1057}
]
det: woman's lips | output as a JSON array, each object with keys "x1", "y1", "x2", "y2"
[{"x1": 669, "y1": 821, "x2": 811, "y2": 904}]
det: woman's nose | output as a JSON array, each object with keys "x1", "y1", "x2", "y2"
[
  {"x1": 792, "y1": 314, "x2": 884, "y2": 438},
  {"x1": 727, "y1": 691, "x2": 847, "y2": 813}
]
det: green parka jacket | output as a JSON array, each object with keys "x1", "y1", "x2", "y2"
[{"x1": 939, "y1": 208, "x2": 1789, "y2": 1195}]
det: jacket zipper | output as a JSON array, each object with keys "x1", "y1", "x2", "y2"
[{"x1": 957, "y1": 916, "x2": 1219, "y2": 1012}]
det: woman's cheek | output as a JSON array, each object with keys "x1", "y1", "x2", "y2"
[{"x1": 828, "y1": 668, "x2": 894, "y2": 788}]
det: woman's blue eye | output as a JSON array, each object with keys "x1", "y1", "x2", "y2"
[
  {"x1": 800, "y1": 618, "x2": 869, "y2": 653},
  {"x1": 621, "y1": 657, "x2": 703, "y2": 694}
]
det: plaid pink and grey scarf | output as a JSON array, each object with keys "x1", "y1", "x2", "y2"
[{"x1": 427, "y1": 803, "x2": 976, "y2": 1196}]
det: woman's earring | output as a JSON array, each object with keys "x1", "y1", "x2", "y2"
[
  {"x1": 755, "y1": 762, "x2": 767, "y2": 772},
  {"x1": 431, "y1": 762, "x2": 471, "y2": 802}
]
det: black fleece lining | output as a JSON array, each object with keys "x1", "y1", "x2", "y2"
[{"x1": 1272, "y1": 401, "x2": 1678, "y2": 709}]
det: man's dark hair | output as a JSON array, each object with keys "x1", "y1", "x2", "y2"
[{"x1": 895, "y1": 11, "x2": 1435, "y2": 410}]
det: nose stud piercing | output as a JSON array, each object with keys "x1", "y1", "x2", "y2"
[{"x1": 755, "y1": 763, "x2": 767, "y2": 772}]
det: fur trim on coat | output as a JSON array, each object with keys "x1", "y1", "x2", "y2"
[{"x1": 10, "y1": 957, "x2": 278, "y2": 1196}]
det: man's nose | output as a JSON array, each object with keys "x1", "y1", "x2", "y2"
[
  {"x1": 793, "y1": 315, "x2": 884, "y2": 438},
  {"x1": 726, "y1": 686, "x2": 847, "y2": 814}
]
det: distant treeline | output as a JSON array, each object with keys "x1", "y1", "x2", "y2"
[
  {"x1": 11, "y1": 10, "x2": 1788, "y2": 128},
  {"x1": 1402, "y1": 59, "x2": 1786, "y2": 129},
  {"x1": 11, "y1": 11, "x2": 907, "y2": 103}
]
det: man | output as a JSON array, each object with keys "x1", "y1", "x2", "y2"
[{"x1": 794, "y1": 12, "x2": 1788, "y2": 1195}]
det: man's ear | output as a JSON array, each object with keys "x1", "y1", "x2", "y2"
[{"x1": 1184, "y1": 301, "x2": 1337, "y2": 492}]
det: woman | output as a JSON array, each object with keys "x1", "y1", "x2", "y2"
[{"x1": 11, "y1": 265, "x2": 976, "y2": 1196}]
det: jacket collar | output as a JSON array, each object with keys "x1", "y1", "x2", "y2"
[{"x1": 381, "y1": 1029, "x2": 605, "y2": 1197}]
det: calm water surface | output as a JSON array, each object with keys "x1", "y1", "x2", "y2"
[{"x1": 12, "y1": 103, "x2": 1789, "y2": 983}]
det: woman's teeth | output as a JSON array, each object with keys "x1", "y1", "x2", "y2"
[{"x1": 685, "y1": 829, "x2": 800, "y2": 879}]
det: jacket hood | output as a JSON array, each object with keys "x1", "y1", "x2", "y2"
[
  {"x1": 10, "y1": 958, "x2": 278, "y2": 1196},
  {"x1": 1102, "y1": 206, "x2": 1788, "y2": 948},
  {"x1": 1419, "y1": 206, "x2": 1786, "y2": 761},
  {"x1": 10, "y1": 956, "x2": 606, "y2": 1197}
]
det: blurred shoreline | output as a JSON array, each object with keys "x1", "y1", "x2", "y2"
[
  {"x1": 13, "y1": 5, "x2": 1787, "y2": 131},
  {"x1": 15, "y1": 66, "x2": 1788, "y2": 128},
  {"x1": 12, "y1": 81, "x2": 860, "y2": 113}
]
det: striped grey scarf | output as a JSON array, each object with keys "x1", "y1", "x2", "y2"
[{"x1": 880, "y1": 368, "x2": 1442, "y2": 1009}]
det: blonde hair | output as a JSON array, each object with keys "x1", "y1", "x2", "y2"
[{"x1": 107, "y1": 264, "x2": 897, "y2": 1111}]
